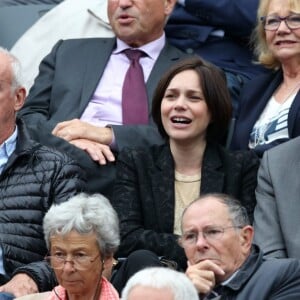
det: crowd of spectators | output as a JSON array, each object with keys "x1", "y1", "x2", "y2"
[{"x1": 1, "y1": 0, "x2": 300, "y2": 299}]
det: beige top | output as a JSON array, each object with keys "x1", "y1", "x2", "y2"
[{"x1": 174, "y1": 171, "x2": 201, "y2": 235}]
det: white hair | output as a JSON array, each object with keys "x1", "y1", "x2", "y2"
[
  {"x1": 43, "y1": 193, "x2": 120, "y2": 258},
  {"x1": 0, "y1": 47, "x2": 23, "y2": 91},
  {"x1": 122, "y1": 267, "x2": 199, "y2": 300}
]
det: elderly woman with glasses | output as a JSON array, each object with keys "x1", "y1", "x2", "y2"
[
  {"x1": 231, "y1": 0, "x2": 300, "y2": 157},
  {"x1": 43, "y1": 193, "x2": 120, "y2": 300}
]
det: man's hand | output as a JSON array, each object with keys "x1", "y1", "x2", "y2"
[
  {"x1": 185, "y1": 260, "x2": 225, "y2": 296},
  {"x1": 70, "y1": 139, "x2": 115, "y2": 165},
  {"x1": 0, "y1": 274, "x2": 38, "y2": 297},
  {"x1": 52, "y1": 119, "x2": 113, "y2": 145}
]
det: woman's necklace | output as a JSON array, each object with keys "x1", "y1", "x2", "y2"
[{"x1": 275, "y1": 81, "x2": 300, "y2": 104}]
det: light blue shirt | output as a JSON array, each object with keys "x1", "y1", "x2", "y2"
[
  {"x1": 0, "y1": 127, "x2": 17, "y2": 174},
  {"x1": 0, "y1": 126, "x2": 18, "y2": 275}
]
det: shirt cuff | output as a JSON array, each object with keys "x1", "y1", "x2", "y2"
[{"x1": 106, "y1": 125, "x2": 117, "y2": 150}]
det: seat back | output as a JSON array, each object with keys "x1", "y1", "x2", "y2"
[{"x1": 0, "y1": 4, "x2": 57, "y2": 49}]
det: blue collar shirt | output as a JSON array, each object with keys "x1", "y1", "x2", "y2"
[{"x1": 0, "y1": 127, "x2": 17, "y2": 175}]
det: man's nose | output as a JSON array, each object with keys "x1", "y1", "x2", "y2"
[{"x1": 195, "y1": 232, "x2": 209, "y2": 248}]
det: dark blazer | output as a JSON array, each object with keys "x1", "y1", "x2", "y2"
[
  {"x1": 111, "y1": 143, "x2": 259, "y2": 269},
  {"x1": 18, "y1": 37, "x2": 191, "y2": 197},
  {"x1": 231, "y1": 70, "x2": 300, "y2": 157}
]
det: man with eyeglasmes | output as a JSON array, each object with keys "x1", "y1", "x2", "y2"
[{"x1": 180, "y1": 193, "x2": 300, "y2": 299}]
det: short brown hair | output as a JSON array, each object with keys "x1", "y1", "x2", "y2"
[{"x1": 151, "y1": 57, "x2": 232, "y2": 143}]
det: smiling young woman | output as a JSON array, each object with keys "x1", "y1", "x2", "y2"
[{"x1": 111, "y1": 57, "x2": 259, "y2": 288}]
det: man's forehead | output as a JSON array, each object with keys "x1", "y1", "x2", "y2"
[
  {"x1": 0, "y1": 56, "x2": 12, "y2": 80},
  {"x1": 189, "y1": 197, "x2": 226, "y2": 212},
  {"x1": 0, "y1": 52, "x2": 10, "y2": 64},
  {"x1": 182, "y1": 204, "x2": 233, "y2": 234},
  {"x1": 183, "y1": 197, "x2": 229, "y2": 223},
  {"x1": 0, "y1": 78, "x2": 12, "y2": 87}
]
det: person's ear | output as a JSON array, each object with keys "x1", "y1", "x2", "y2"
[
  {"x1": 13, "y1": 86, "x2": 26, "y2": 111},
  {"x1": 102, "y1": 256, "x2": 115, "y2": 281},
  {"x1": 239, "y1": 225, "x2": 254, "y2": 252},
  {"x1": 164, "y1": 0, "x2": 177, "y2": 15}
]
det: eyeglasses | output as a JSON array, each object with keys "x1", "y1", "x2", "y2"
[
  {"x1": 45, "y1": 253, "x2": 101, "y2": 270},
  {"x1": 179, "y1": 226, "x2": 242, "y2": 248},
  {"x1": 261, "y1": 14, "x2": 300, "y2": 31}
]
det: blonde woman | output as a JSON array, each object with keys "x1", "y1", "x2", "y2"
[{"x1": 231, "y1": 0, "x2": 300, "y2": 157}]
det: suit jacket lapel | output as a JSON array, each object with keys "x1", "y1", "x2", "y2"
[
  {"x1": 244, "y1": 71, "x2": 283, "y2": 135},
  {"x1": 235, "y1": 71, "x2": 283, "y2": 148},
  {"x1": 288, "y1": 90, "x2": 300, "y2": 136},
  {"x1": 79, "y1": 38, "x2": 116, "y2": 114},
  {"x1": 150, "y1": 143, "x2": 227, "y2": 230},
  {"x1": 151, "y1": 145, "x2": 176, "y2": 232},
  {"x1": 253, "y1": 71, "x2": 283, "y2": 117},
  {"x1": 201, "y1": 143, "x2": 225, "y2": 194}
]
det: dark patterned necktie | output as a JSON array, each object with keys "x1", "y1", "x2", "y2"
[{"x1": 122, "y1": 49, "x2": 148, "y2": 125}]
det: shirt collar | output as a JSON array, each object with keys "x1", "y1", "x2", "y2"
[
  {"x1": 224, "y1": 245, "x2": 263, "y2": 290},
  {"x1": 0, "y1": 126, "x2": 18, "y2": 157},
  {"x1": 113, "y1": 32, "x2": 166, "y2": 60},
  {"x1": 221, "y1": 269, "x2": 239, "y2": 285}
]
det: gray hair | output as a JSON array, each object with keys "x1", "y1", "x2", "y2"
[
  {"x1": 0, "y1": 47, "x2": 23, "y2": 91},
  {"x1": 43, "y1": 193, "x2": 120, "y2": 258},
  {"x1": 182, "y1": 193, "x2": 250, "y2": 230},
  {"x1": 122, "y1": 267, "x2": 199, "y2": 300}
]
